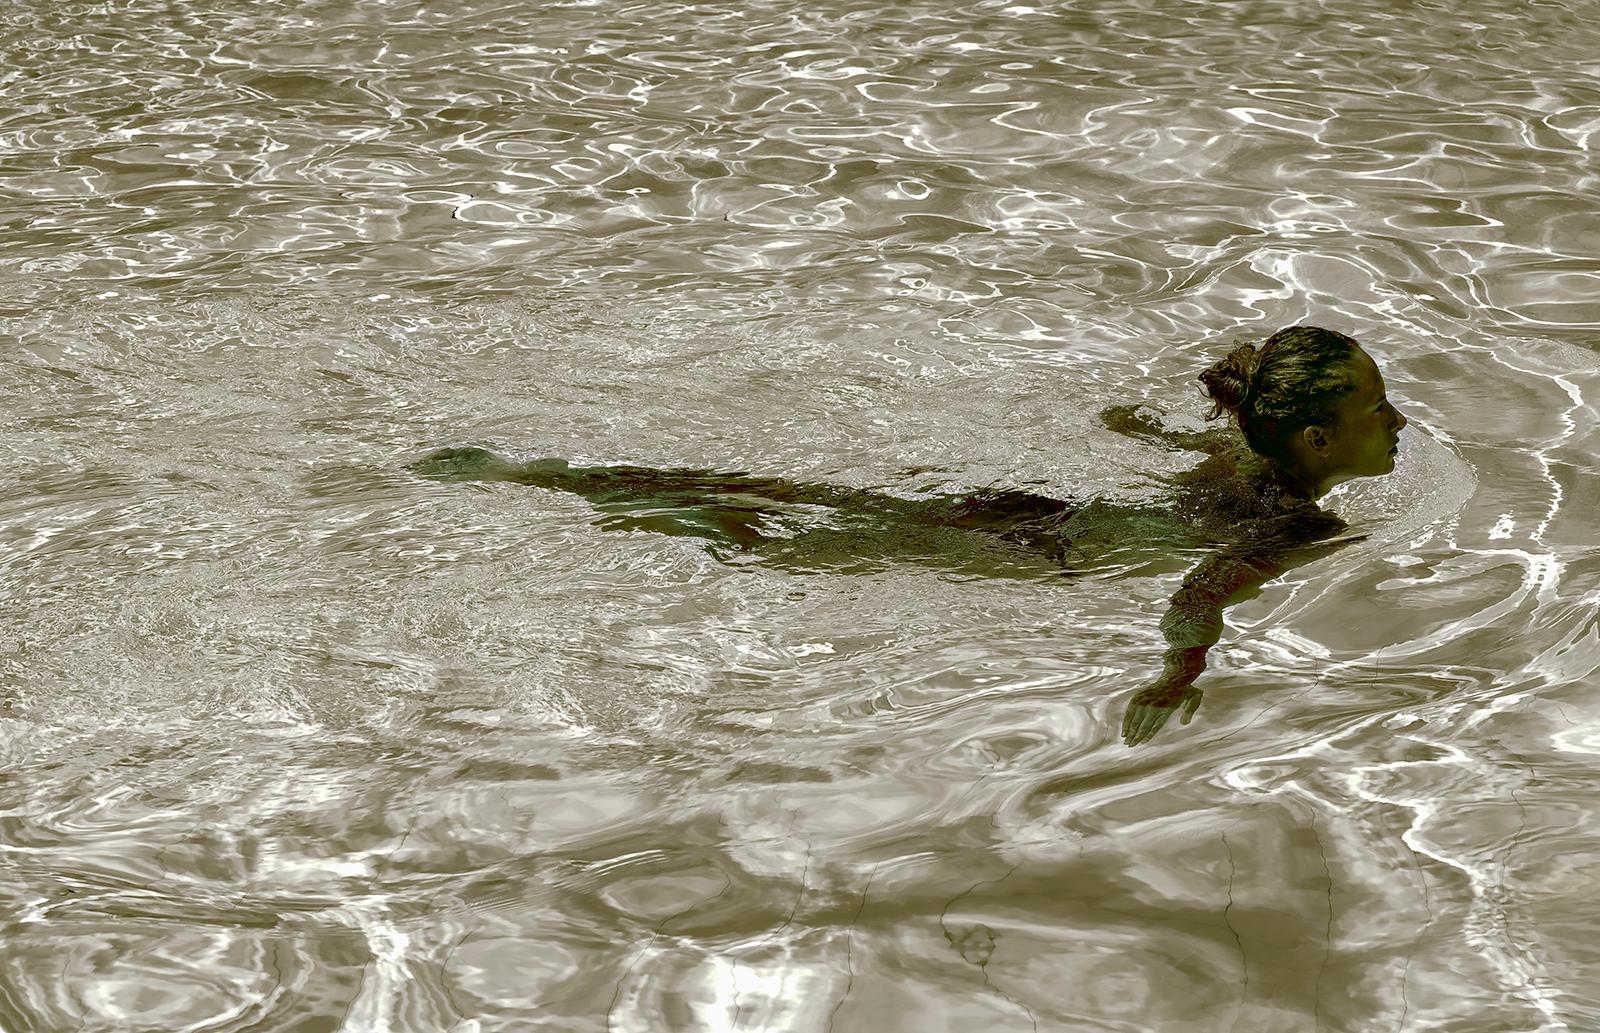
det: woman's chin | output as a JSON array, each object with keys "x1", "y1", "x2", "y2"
[{"x1": 1350, "y1": 454, "x2": 1398, "y2": 479}]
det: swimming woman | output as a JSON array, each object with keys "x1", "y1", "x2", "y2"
[
  {"x1": 1116, "y1": 325, "x2": 1406, "y2": 745},
  {"x1": 413, "y1": 324, "x2": 1406, "y2": 748}
]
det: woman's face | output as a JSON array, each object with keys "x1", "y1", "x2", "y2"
[{"x1": 1324, "y1": 349, "x2": 1407, "y2": 478}]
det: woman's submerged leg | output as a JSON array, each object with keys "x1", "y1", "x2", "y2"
[{"x1": 412, "y1": 447, "x2": 1082, "y2": 573}]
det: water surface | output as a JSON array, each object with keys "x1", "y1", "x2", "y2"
[{"x1": 2, "y1": 1, "x2": 1599, "y2": 1030}]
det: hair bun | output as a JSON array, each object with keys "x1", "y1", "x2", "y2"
[{"x1": 1198, "y1": 343, "x2": 1261, "y2": 419}]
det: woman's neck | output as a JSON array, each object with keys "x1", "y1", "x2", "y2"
[{"x1": 1268, "y1": 458, "x2": 1323, "y2": 503}]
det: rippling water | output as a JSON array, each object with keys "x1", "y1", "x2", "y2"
[{"x1": 3, "y1": 1, "x2": 1600, "y2": 1030}]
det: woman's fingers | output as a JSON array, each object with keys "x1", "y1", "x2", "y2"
[
  {"x1": 1122, "y1": 689, "x2": 1203, "y2": 745},
  {"x1": 1124, "y1": 707, "x2": 1148, "y2": 744},
  {"x1": 1123, "y1": 704, "x2": 1172, "y2": 745},
  {"x1": 1180, "y1": 690, "x2": 1203, "y2": 724},
  {"x1": 1121, "y1": 702, "x2": 1139, "y2": 738},
  {"x1": 1136, "y1": 707, "x2": 1170, "y2": 743}
]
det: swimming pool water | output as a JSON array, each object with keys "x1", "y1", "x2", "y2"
[{"x1": 2, "y1": 1, "x2": 1599, "y2": 1030}]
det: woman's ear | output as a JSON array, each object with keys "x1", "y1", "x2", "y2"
[{"x1": 1301, "y1": 424, "x2": 1331, "y2": 456}]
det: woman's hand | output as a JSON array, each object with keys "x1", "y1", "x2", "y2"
[{"x1": 1121, "y1": 681, "x2": 1203, "y2": 746}]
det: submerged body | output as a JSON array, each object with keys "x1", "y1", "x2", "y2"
[
  {"x1": 415, "y1": 325, "x2": 1407, "y2": 748},
  {"x1": 1102, "y1": 404, "x2": 1368, "y2": 744},
  {"x1": 413, "y1": 411, "x2": 1362, "y2": 725},
  {"x1": 1117, "y1": 326, "x2": 1407, "y2": 744},
  {"x1": 413, "y1": 445, "x2": 1208, "y2": 580}
]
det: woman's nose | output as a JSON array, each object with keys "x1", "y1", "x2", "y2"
[{"x1": 1393, "y1": 406, "x2": 1408, "y2": 432}]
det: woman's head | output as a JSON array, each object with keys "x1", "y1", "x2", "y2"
[{"x1": 1199, "y1": 325, "x2": 1406, "y2": 495}]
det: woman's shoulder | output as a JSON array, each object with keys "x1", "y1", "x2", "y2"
[
  {"x1": 1175, "y1": 448, "x2": 1347, "y2": 543},
  {"x1": 1237, "y1": 502, "x2": 1349, "y2": 546},
  {"x1": 1172, "y1": 444, "x2": 1270, "y2": 513}
]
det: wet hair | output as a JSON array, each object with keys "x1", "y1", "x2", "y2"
[{"x1": 1198, "y1": 325, "x2": 1363, "y2": 462}]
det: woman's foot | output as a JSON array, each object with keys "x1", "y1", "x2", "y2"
[{"x1": 411, "y1": 446, "x2": 517, "y2": 479}]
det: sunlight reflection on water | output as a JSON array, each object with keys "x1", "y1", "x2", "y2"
[{"x1": 2, "y1": 0, "x2": 1600, "y2": 1030}]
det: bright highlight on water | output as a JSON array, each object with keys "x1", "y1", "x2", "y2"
[{"x1": 1, "y1": 0, "x2": 1597, "y2": 1030}]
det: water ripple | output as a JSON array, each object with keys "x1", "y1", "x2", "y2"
[{"x1": 3, "y1": 0, "x2": 1600, "y2": 1029}]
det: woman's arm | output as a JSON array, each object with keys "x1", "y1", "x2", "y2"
[
  {"x1": 1121, "y1": 519, "x2": 1358, "y2": 746},
  {"x1": 1099, "y1": 404, "x2": 1238, "y2": 455}
]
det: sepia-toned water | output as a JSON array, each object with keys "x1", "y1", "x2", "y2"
[{"x1": 2, "y1": 0, "x2": 1599, "y2": 1030}]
